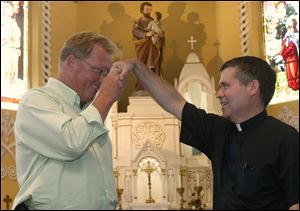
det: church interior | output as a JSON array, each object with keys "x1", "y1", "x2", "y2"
[{"x1": 1, "y1": 1, "x2": 299, "y2": 210}]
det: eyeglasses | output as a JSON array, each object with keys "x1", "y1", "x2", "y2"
[{"x1": 79, "y1": 58, "x2": 110, "y2": 77}]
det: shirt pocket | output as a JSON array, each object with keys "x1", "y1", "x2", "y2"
[{"x1": 239, "y1": 164, "x2": 276, "y2": 196}]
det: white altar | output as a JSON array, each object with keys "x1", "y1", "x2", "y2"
[{"x1": 108, "y1": 47, "x2": 221, "y2": 210}]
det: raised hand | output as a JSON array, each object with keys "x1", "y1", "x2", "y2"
[{"x1": 112, "y1": 59, "x2": 137, "y2": 81}]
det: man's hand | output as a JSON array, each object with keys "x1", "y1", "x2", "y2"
[
  {"x1": 112, "y1": 59, "x2": 137, "y2": 81},
  {"x1": 92, "y1": 66, "x2": 128, "y2": 121},
  {"x1": 112, "y1": 58, "x2": 186, "y2": 120},
  {"x1": 99, "y1": 67, "x2": 128, "y2": 103}
]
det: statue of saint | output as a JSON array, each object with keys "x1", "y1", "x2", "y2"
[{"x1": 132, "y1": 2, "x2": 165, "y2": 93}]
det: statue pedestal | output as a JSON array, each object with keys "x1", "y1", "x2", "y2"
[
  {"x1": 128, "y1": 202, "x2": 171, "y2": 210},
  {"x1": 127, "y1": 95, "x2": 169, "y2": 114}
]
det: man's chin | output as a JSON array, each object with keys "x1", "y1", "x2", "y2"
[{"x1": 222, "y1": 110, "x2": 229, "y2": 119}]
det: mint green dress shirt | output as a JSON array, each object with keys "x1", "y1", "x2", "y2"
[{"x1": 12, "y1": 78, "x2": 117, "y2": 210}]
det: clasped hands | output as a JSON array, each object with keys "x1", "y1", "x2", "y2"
[{"x1": 110, "y1": 59, "x2": 137, "y2": 86}]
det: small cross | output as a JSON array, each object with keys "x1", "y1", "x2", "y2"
[
  {"x1": 188, "y1": 36, "x2": 197, "y2": 50},
  {"x1": 3, "y1": 195, "x2": 12, "y2": 210},
  {"x1": 213, "y1": 39, "x2": 221, "y2": 51}
]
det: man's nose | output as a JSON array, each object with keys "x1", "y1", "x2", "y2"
[{"x1": 216, "y1": 89, "x2": 223, "y2": 98}]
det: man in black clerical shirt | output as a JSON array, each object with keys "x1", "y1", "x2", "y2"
[{"x1": 113, "y1": 56, "x2": 299, "y2": 210}]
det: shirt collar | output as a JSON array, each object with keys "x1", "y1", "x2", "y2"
[
  {"x1": 235, "y1": 110, "x2": 268, "y2": 132},
  {"x1": 46, "y1": 78, "x2": 81, "y2": 107}
]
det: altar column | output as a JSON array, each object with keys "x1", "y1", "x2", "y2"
[
  {"x1": 132, "y1": 169, "x2": 138, "y2": 202},
  {"x1": 161, "y1": 169, "x2": 167, "y2": 201}
]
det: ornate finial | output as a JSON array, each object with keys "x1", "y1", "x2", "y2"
[{"x1": 188, "y1": 36, "x2": 197, "y2": 51}]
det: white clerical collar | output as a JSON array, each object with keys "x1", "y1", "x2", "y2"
[{"x1": 236, "y1": 124, "x2": 242, "y2": 132}]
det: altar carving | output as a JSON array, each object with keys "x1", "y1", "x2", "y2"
[
  {"x1": 132, "y1": 122, "x2": 166, "y2": 149},
  {"x1": 278, "y1": 106, "x2": 299, "y2": 131}
]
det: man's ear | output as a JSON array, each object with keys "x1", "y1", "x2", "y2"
[
  {"x1": 248, "y1": 79, "x2": 260, "y2": 96},
  {"x1": 65, "y1": 54, "x2": 77, "y2": 70}
]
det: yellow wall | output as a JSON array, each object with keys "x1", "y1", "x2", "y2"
[
  {"x1": 74, "y1": 1, "x2": 218, "y2": 112},
  {"x1": 51, "y1": 1, "x2": 78, "y2": 78}
]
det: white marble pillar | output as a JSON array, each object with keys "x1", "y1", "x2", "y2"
[
  {"x1": 132, "y1": 169, "x2": 138, "y2": 202},
  {"x1": 161, "y1": 169, "x2": 167, "y2": 200}
]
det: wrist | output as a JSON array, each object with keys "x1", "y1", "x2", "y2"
[{"x1": 127, "y1": 58, "x2": 138, "y2": 72}]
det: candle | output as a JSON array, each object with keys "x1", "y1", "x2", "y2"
[
  {"x1": 180, "y1": 174, "x2": 183, "y2": 187},
  {"x1": 114, "y1": 170, "x2": 119, "y2": 189}
]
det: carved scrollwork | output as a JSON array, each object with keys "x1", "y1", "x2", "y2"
[
  {"x1": 278, "y1": 106, "x2": 299, "y2": 131},
  {"x1": 1, "y1": 112, "x2": 16, "y2": 161},
  {"x1": 239, "y1": 1, "x2": 250, "y2": 56},
  {"x1": 41, "y1": 1, "x2": 52, "y2": 84},
  {"x1": 1, "y1": 165, "x2": 17, "y2": 180}
]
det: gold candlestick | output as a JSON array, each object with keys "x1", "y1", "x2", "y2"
[
  {"x1": 117, "y1": 188, "x2": 124, "y2": 210},
  {"x1": 143, "y1": 161, "x2": 156, "y2": 203},
  {"x1": 114, "y1": 170, "x2": 120, "y2": 189},
  {"x1": 114, "y1": 170, "x2": 123, "y2": 209},
  {"x1": 194, "y1": 185, "x2": 203, "y2": 196},
  {"x1": 176, "y1": 187, "x2": 185, "y2": 210}
]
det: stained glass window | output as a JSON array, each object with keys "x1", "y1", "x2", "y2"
[
  {"x1": 263, "y1": 1, "x2": 299, "y2": 104},
  {"x1": 1, "y1": 1, "x2": 28, "y2": 110}
]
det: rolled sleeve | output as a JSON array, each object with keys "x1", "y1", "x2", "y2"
[{"x1": 80, "y1": 105, "x2": 104, "y2": 125}]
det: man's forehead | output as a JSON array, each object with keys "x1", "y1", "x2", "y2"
[
  {"x1": 220, "y1": 67, "x2": 239, "y2": 80},
  {"x1": 221, "y1": 66, "x2": 239, "y2": 76}
]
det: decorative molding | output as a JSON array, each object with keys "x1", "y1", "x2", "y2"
[
  {"x1": 1, "y1": 112, "x2": 14, "y2": 143},
  {"x1": 41, "y1": 1, "x2": 52, "y2": 84},
  {"x1": 1, "y1": 112, "x2": 15, "y2": 161},
  {"x1": 132, "y1": 122, "x2": 166, "y2": 149},
  {"x1": 239, "y1": 1, "x2": 250, "y2": 56},
  {"x1": 1, "y1": 165, "x2": 17, "y2": 180},
  {"x1": 278, "y1": 106, "x2": 299, "y2": 131},
  {"x1": 1, "y1": 112, "x2": 16, "y2": 180}
]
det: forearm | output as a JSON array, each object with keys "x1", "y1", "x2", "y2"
[
  {"x1": 289, "y1": 203, "x2": 299, "y2": 210},
  {"x1": 92, "y1": 68, "x2": 127, "y2": 121},
  {"x1": 132, "y1": 60, "x2": 186, "y2": 120},
  {"x1": 92, "y1": 94, "x2": 113, "y2": 121}
]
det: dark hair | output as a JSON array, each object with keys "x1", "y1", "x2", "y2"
[
  {"x1": 220, "y1": 56, "x2": 277, "y2": 107},
  {"x1": 140, "y1": 2, "x2": 152, "y2": 13},
  {"x1": 155, "y1": 11, "x2": 162, "y2": 21}
]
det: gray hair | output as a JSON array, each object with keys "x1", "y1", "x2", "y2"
[{"x1": 59, "y1": 31, "x2": 120, "y2": 65}]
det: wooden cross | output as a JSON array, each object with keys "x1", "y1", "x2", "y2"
[
  {"x1": 3, "y1": 195, "x2": 12, "y2": 210},
  {"x1": 188, "y1": 36, "x2": 197, "y2": 50}
]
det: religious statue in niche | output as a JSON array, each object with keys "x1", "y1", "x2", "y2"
[{"x1": 132, "y1": 2, "x2": 165, "y2": 93}]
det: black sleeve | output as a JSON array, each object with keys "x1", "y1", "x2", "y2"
[
  {"x1": 180, "y1": 102, "x2": 226, "y2": 159},
  {"x1": 277, "y1": 127, "x2": 299, "y2": 207}
]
